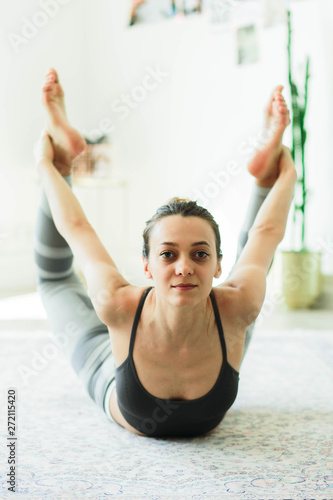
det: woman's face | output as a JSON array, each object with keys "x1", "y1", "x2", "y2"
[{"x1": 143, "y1": 215, "x2": 222, "y2": 305}]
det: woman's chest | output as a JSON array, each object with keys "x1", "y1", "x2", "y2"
[{"x1": 112, "y1": 324, "x2": 224, "y2": 401}]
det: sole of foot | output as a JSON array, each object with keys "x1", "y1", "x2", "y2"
[
  {"x1": 42, "y1": 68, "x2": 87, "y2": 175},
  {"x1": 247, "y1": 85, "x2": 290, "y2": 187}
]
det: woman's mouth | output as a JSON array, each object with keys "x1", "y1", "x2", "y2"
[{"x1": 172, "y1": 284, "x2": 197, "y2": 291}]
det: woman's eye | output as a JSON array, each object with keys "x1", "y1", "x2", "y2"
[
  {"x1": 196, "y1": 251, "x2": 209, "y2": 259},
  {"x1": 161, "y1": 251, "x2": 174, "y2": 259},
  {"x1": 160, "y1": 251, "x2": 209, "y2": 259}
]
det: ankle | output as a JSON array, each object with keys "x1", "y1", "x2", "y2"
[
  {"x1": 255, "y1": 176, "x2": 276, "y2": 188},
  {"x1": 54, "y1": 160, "x2": 72, "y2": 177}
]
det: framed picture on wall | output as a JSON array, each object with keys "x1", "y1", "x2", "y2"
[
  {"x1": 128, "y1": 0, "x2": 289, "y2": 28},
  {"x1": 236, "y1": 24, "x2": 259, "y2": 65},
  {"x1": 128, "y1": 0, "x2": 203, "y2": 26}
]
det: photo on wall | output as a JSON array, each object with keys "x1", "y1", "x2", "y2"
[
  {"x1": 128, "y1": 0, "x2": 203, "y2": 26},
  {"x1": 236, "y1": 24, "x2": 259, "y2": 65}
]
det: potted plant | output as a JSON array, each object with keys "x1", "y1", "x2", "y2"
[{"x1": 281, "y1": 9, "x2": 322, "y2": 309}]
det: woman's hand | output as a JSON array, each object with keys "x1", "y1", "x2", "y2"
[{"x1": 34, "y1": 130, "x2": 54, "y2": 166}]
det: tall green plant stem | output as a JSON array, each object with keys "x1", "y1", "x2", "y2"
[{"x1": 287, "y1": 9, "x2": 309, "y2": 250}]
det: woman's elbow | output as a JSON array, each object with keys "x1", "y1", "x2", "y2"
[{"x1": 249, "y1": 223, "x2": 284, "y2": 243}]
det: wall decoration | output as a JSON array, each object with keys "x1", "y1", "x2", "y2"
[
  {"x1": 128, "y1": 0, "x2": 202, "y2": 26},
  {"x1": 236, "y1": 24, "x2": 259, "y2": 65}
]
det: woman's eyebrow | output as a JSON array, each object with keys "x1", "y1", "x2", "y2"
[{"x1": 159, "y1": 241, "x2": 211, "y2": 247}]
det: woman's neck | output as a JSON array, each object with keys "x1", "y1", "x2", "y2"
[{"x1": 147, "y1": 290, "x2": 214, "y2": 350}]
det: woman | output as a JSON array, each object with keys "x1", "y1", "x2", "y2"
[{"x1": 34, "y1": 69, "x2": 296, "y2": 437}]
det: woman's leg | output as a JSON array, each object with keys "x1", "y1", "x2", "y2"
[{"x1": 34, "y1": 174, "x2": 116, "y2": 421}]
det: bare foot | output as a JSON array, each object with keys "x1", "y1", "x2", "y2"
[
  {"x1": 247, "y1": 85, "x2": 290, "y2": 187},
  {"x1": 41, "y1": 68, "x2": 87, "y2": 175}
]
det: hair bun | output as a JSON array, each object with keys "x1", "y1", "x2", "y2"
[{"x1": 167, "y1": 197, "x2": 191, "y2": 204}]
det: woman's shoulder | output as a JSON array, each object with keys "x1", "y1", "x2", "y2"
[
  {"x1": 211, "y1": 284, "x2": 250, "y2": 328},
  {"x1": 97, "y1": 284, "x2": 152, "y2": 328},
  {"x1": 211, "y1": 283, "x2": 241, "y2": 307}
]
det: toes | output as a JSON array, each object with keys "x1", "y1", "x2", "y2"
[
  {"x1": 275, "y1": 94, "x2": 285, "y2": 105},
  {"x1": 278, "y1": 102, "x2": 288, "y2": 111},
  {"x1": 273, "y1": 88, "x2": 286, "y2": 103},
  {"x1": 267, "y1": 86, "x2": 282, "y2": 106},
  {"x1": 273, "y1": 92, "x2": 289, "y2": 115},
  {"x1": 273, "y1": 85, "x2": 284, "y2": 99},
  {"x1": 43, "y1": 77, "x2": 55, "y2": 91},
  {"x1": 43, "y1": 83, "x2": 53, "y2": 92},
  {"x1": 48, "y1": 68, "x2": 59, "y2": 83},
  {"x1": 43, "y1": 68, "x2": 59, "y2": 89},
  {"x1": 45, "y1": 68, "x2": 57, "y2": 79},
  {"x1": 266, "y1": 85, "x2": 286, "y2": 115}
]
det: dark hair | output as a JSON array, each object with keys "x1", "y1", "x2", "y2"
[{"x1": 142, "y1": 197, "x2": 223, "y2": 259}]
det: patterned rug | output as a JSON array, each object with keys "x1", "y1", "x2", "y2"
[{"x1": 0, "y1": 294, "x2": 332, "y2": 499}]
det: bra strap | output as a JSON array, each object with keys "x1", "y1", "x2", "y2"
[
  {"x1": 129, "y1": 287, "x2": 154, "y2": 355},
  {"x1": 209, "y1": 289, "x2": 227, "y2": 362}
]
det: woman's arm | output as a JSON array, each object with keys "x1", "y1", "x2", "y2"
[
  {"x1": 222, "y1": 146, "x2": 297, "y2": 324},
  {"x1": 34, "y1": 130, "x2": 89, "y2": 234},
  {"x1": 37, "y1": 157, "x2": 90, "y2": 233},
  {"x1": 35, "y1": 132, "x2": 131, "y2": 322}
]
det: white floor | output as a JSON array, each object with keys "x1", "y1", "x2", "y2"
[{"x1": 0, "y1": 290, "x2": 332, "y2": 499}]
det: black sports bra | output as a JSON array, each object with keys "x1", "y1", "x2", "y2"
[{"x1": 115, "y1": 287, "x2": 239, "y2": 437}]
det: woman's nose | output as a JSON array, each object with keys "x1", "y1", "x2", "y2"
[{"x1": 175, "y1": 257, "x2": 193, "y2": 276}]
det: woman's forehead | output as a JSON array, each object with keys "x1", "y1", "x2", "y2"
[{"x1": 150, "y1": 215, "x2": 215, "y2": 243}]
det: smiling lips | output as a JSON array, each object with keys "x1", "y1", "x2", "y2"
[{"x1": 172, "y1": 283, "x2": 197, "y2": 290}]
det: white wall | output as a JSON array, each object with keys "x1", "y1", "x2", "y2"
[
  {"x1": 0, "y1": 0, "x2": 92, "y2": 292},
  {"x1": 0, "y1": 0, "x2": 332, "y2": 293},
  {"x1": 319, "y1": 0, "x2": 333, "y2": 278}
]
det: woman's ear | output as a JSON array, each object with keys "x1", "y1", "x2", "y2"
[
  {"x1": 143, "y1": 257, "x2": 153, "y2": 279},
  {"x1": 214, "y1": 255, "x2": 223, "y2": 279}
]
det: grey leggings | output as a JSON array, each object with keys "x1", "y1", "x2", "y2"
[{"x1": 34, "y1": 176, "x2": 270, "y2": 422}]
